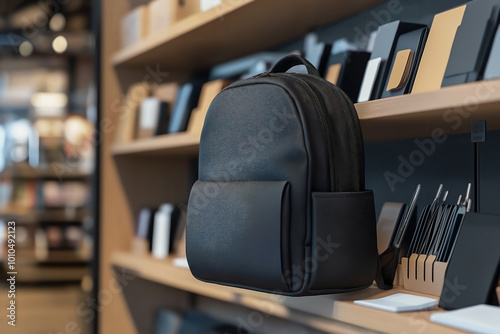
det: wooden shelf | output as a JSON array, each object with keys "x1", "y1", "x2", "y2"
[
  {"x1": 357, "y1": 79, "x2": 500, "y2": 141},
  {"x1": 111, "y1": 132, "x2": 199, "y2": 157},
  {"x1": 112, "y1": 0, "x2": 385, "y2": 70},
  {"x1": 111, "y1": 251, "x2": 464, "y2": 334},
  {"x1": 110, "y1": 79, "x2": 500, "y2": 157}
]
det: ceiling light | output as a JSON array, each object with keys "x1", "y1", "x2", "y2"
[
  {"x1": 49, "y1": 13, "x2": 66, "y2": 32},
  {"x1": 31, "y1": 92, "x2": 68, "y2": 108},
  {"x1": 19, "y1": 41, "x2": 33, "y2": 57},
  {"x1": 52, "y1": 35, "x2": 68, "y2": 53}
]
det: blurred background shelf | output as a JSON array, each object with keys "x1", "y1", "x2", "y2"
[
  {"x1": 112, "y1": 132, "x2": 200, "y2": 157},
  {"x1": 0, "y1": 207, "x2": 89, "y2": 223},
  {"x1": 8, "y1": 249, "x2": 91, "y2": 266},
  {"x1": 3, "y1": 264, "x2": 90, "y2": 283}
]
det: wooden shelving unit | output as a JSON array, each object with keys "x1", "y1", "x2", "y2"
[
  {"x1": 112, "y1": 132, "x2": 199, "y2": 157},
  {"x1": 100, "y1": 1, "x2": 495, "y2": 333},
  {"x1": 111, "y1": 251, "x2": 462, "y2": 334},
  {"x1": 112, "y1": 0, "x2": 386, "y2": 70}
]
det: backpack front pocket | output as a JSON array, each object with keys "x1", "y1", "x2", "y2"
[
  {"x1": 186, "y1": 180, "x2": 291, "y2": 292},
  {"x1": 309, "y1": 190, "x2": 378, "y2": 292}
]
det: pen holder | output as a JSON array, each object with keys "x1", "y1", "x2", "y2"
[{"x1": 401, "y1": 254, "x2": 447, "y2": 296}]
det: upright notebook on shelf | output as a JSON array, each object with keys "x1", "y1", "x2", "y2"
[
  {"x1": 381, "y1": 28, "x2": 428, "y2": 98},
  {"x1": 168, "y1": 81, "x2": 203, "y2": 134},
  {"x1": 411, "y1": 5, "x2": 466, "y2": 93},
  {"x1": 358, "y1": 20, "x2": 425, "y2": 101},
  {"x1": 325, "y1": 51, "x2": 370, "y2": 103},
  {"x1": 136, "y1": 97, "x2": 170, "y2": 138},
  {"x1": 439, "y1": 213, "x2": 500, "y2": 310},
  {"x1": 442, "y1": 0, "x2": 500, "y2": 87}
]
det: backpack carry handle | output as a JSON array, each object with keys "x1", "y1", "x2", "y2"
[{"x1": 270, "y1": 55, "x2": 321, "y2": 77}]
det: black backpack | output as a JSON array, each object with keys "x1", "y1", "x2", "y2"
[{"x1": 186, "y1": 55, "x2": 379, "y2": 296}]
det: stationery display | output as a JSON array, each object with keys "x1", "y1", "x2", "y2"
[
  {"x1": 402, "y1": 184, "x2": 471, "y2": 296},
  {"x1": 152, "y1": 203, "x2": 174, "y2": 259},
  {"x1": 121, "y1": 5, "x2": 149, "y2": 47},
  {"x1": 358, "y1": 57, "x2": 382, "y2": 103},
  {"x1": 136, "y1": 97, "x2": 170, "y2": 138},
  {"x1": 411, "y1": 5, "x2": 467, "y2": 94},
  {"x1": 381, "y1": 28, "x2": 428, "y2": 98},
  {"x1": 114, "y1": 83, "x2": 151, "y2": 143},
  {"x1": 377, "y1": 185, "x2": 419, "y2": 288},
  {"x1": 358, "y1": 20, "x2": 424, "y2": 102},
  {"x1": 325, "y1": 51, "x2": 370, "y2": 102},
  {"x1": 136, "y1": 208, "x2": 155, "y2": 241},
  {"x1": 136, "y1": 204, "x2": 185, "y2": 257},
  {"x1": 134, "y1": 207, "x2": 156, "y2": 253},
  {"x1": 430, "y1": 304, "x2": 500, "y2": 334},
  {"x1": 168, "y1": 80, "x2": 204, "y2": 134},
  {"x1": 354, "y1": 293, "x2": 438, "y2": 313},
  {"x1": 442, "y1": 0, "x2": 500, "y2": 87},
  {"x1": 148, "y1": 0, "x2": 175, "y2": 36},
  {"x1": 376, "y1": 202, "x2": 407, "y2": 255}
]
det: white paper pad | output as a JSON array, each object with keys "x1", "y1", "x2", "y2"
[
  {"x1": 173, "y1": 257, "x2": 189, "y2": 269},
  {"x1": 430, "y1": 304, "x2": 500, "y2": 334},
  {"x1": 354, "y1": 293, "x2": 438, "y2": 312}
]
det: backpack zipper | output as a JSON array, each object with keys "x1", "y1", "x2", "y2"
[
  {"x1": 271, "y1": 73, "x2": 338, "y2": 192},
  {"x1": 287, "y1": 74, "x2": 363, "y2": 192},
  {"x1": 329, "y1": 86, "x2": 363, "y2": 191}
]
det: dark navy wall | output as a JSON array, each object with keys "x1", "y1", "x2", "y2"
[
  {"x1": 365, "y1": 130, "x2": 500, "y2": 218},
  {"x1": 479, "y1": 130, "x2": 500, "y2": 215}
]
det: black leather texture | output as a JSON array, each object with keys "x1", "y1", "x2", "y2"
[
  {"x1": 187, "y1": 181, "x2": 291, "y2": 292},
  {"x1": 186, "y1": 55, "x2": 378, "y2": 296}
]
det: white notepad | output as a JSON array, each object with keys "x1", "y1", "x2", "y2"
[
  {"x1": 354, "y1": 293, "x2": 438, "y2": 312},
  {"x1": 430, "y1": 304, "x2": 500, "y2": 334},
  {"x1": 173, "y1": 257, "x2": 189, "y2": 269}
]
